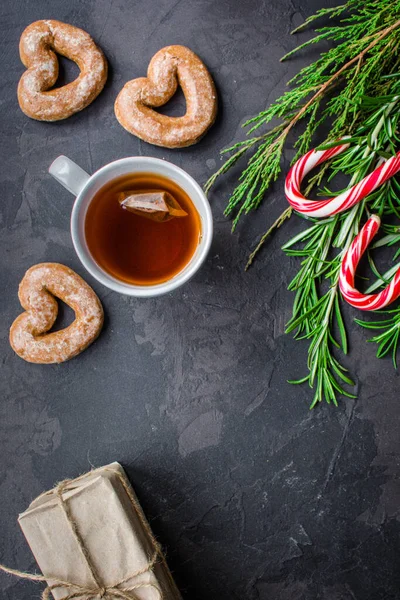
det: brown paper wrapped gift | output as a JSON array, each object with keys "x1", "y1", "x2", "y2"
[{"x1": 17, "y1": 462, "x2": 182, "y2": 600}]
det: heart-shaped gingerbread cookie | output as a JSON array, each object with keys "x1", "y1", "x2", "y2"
[
  {"x1": 114, "y1": 45, "x2": 217, "y2": 148},
  {"x1": 18, "y1": 20, "x2": 108, "y2": 121},
  {"x1": 9, "y1": 263, "x2": 104, "y2": 364}
]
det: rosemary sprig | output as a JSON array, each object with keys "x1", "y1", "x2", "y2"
[
  {"x1": 205, "y1": 0, "x2": 400, "y2": 407},
  {"x1": 285, "y1": 88, "x2": 400, "y2": 406}
]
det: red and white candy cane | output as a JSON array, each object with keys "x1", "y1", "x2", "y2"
[
  {"x1": 339, "y1": 215, "x2": 400, "y2": 310},
  {"x1": 285, "y1": 143, "x2": 400, "y2": 310},
  {"x1": 285, "y1": 143, "x2": 400, "y2": 218}
]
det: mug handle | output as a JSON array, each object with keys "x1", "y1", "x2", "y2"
[{"x1": 48, "y1": 155, "x2": 91, "y2": 197}]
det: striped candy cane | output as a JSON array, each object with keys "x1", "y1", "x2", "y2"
[
  {"x1": 285, "y1": 143, "x2": 400, "y2": 218},
  {"x1": 339, "y1": 215, "x2": 400, "y2": 310},
  {"x1": 285, "y1": 142, "x2": 400, "y2": 310}
]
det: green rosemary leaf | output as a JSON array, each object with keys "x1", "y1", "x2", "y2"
[
  {"x1": 317, "y1": 137, "x2": 359, "y2": 150},
  {"x1": 287, "y1": 376, "x2": 310, "y2": 385},
  {"x1": 354, "y1": 318, "x2": 388, "y2": 329},
  {"x1": 334, "y1": 294, "x2": 348, "y2": 354}
]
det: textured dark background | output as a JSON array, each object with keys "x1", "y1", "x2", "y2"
[{"x1": 1, "y1": 1, "x2": 400, "y2": 599}]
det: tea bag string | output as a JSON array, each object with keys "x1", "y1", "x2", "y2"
[{"x1": 0, "y1": 467, "x2": 164, "y2": 600}]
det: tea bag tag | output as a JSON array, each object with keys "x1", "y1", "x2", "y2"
[{"x1": 118, "y1": 191, "x2": 187, "y2": 222}]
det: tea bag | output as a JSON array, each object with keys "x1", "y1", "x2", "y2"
[{"x1": 118, "y1": 190, "x2": 188, "y2": 222}]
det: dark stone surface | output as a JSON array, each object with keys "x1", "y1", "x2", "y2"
[{"x1": 1, "y1": 1, "x2": 400, "y2": 599}]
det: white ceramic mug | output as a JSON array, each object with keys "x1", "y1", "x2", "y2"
[{"x1": 49, "y1": 155, "x2": 213, "y2": 297}]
